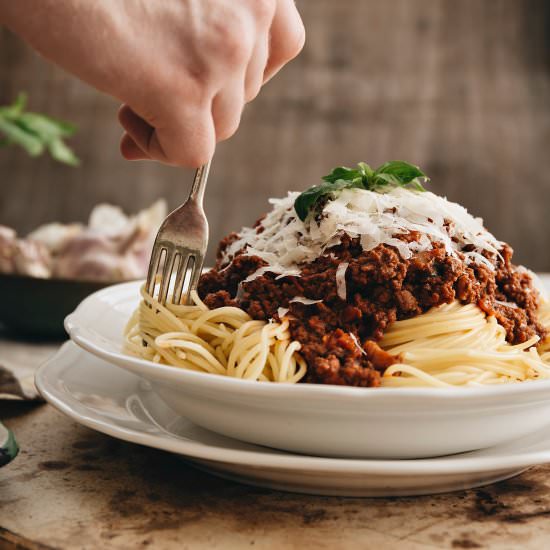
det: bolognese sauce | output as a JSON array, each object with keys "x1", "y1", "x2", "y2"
[{"x1": 199, "y1": 232, "x2": 544, "y2": 387}]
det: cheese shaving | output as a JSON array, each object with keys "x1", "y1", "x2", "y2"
[
  {"x1": 336, "y1": 262, "x2": 349, "y2": 301},
  {"x1": 349, "y1": 332, "x2": 366, "y2": 355},
  {"x1": 277, "y1": 307, "x2": 290, "y2": 319},
  {"x1": 289, "y1": 297, "x2": 324, "y2": 306},
  {"x1": 221, "y1": 187, "x2": 503, "y2": 281}
]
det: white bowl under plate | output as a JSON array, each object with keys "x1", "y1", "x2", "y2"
[
  {"x1": 35, "y1": 341, "x2": 550, "y2": 497},
  {"x1": 65, "y1": 279, "x2": 550, "y2": 459}
]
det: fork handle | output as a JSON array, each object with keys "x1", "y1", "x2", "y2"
[{"x1": 189, "y1": 161, "x2": 211, "y2": 205}]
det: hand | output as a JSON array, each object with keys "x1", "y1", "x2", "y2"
[{"x1": 1, "y1": 0, "x2": 305, "y2": 167}]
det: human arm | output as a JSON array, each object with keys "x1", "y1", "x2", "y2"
[{"x1": 0, "y1": 0, "x2": 305, "y2": 166}]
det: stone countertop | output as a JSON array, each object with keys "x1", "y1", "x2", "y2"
[{"x1": 2, "y1": 337, "x2": 550, "y2": 550}]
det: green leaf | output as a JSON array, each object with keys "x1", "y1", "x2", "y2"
[
  {"x1": 357, "y1": 162, "x2": 375, "y2": 180},
  {"x1": 0, "y1": 92, "x2": 28, "y2": 119},
  {"x1": 294, "y1": 160, "x2": 430, "y2": 221},
  {"x1": 48, "y1": 138, "x2": 80, "y2": 166},
  {"x1": 11, "y1": 92, "x2": 27, "y2": 115},
  {"x1": 373, "y1": 160, "x2": 428, "y2": 190},
  {"x1": 371, "y1": 172, "x2": 400, "y2": 186},
  {"x1": 294, "y1": 179, "x2": 362, "y2": 221},
  {"x1": 18, "y1": 112, "x2": 76, "y2": 140},
  {"x1": 0, "y1": 92, "x2": 79, "y2": 165},
  {"x1": 322, "y1": 166, "x2": 364, "y2": 184},
  {"x1": 0, "y1": 117, "x2": 44, "y2": 156}
]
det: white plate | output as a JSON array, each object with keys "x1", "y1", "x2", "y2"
[
  {"x1": 36, "y1": 342, "x2": 550, "y2": 497},
  {"x1": 65, "y1": 279, "x2": 550, "y2": 459}
]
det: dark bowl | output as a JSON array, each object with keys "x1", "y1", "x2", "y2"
[{"x1": 0, "y1": 273, "x2": 134, "y2": 338}]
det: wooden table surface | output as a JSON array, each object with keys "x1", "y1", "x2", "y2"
[{"x1": 2, "y1": 336, "x2": 550, "y2": 550}]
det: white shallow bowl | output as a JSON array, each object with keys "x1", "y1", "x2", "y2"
[
  {"x1": 66, "y1": 280, "x2": 550, "y2": 459},
  {"x1": 35, "y1": 342, "x2": 550, "y2": 497}
]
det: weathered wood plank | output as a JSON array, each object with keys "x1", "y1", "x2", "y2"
[{"x1": 3, "y1": 399, "x2": 550, "y2": 550}]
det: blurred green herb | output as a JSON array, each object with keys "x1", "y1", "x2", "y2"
[
  {"x1": 294, "y1": 160, "x2": 429, "y2": 221},
  {"x1": 0, "y1": 92, "x2": 79, "y2": 166}
]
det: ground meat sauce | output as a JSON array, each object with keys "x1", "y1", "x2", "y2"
[{"x1": 198, "y1": 233, "x2": 545, "y2": 387}]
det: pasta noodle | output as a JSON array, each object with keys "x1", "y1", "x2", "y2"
[
  {"x1": 535, "y1": 298, "x2": 550, "y2": 363},
  {"x1": 125, "y1": 286, "x2": 307, "y2": 383},
  {"x1": 126, "y1": 287, "x2": 550, "y2": 388},
  {"x1": 380, "y1": 301, "x2": 550, "y2": 387}
]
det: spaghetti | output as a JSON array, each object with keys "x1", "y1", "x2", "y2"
[
  {"x1": 126, "y1": 287, "x2": 550, "y2": 388},
  {"x1": 125, "y1": 286, "x2": 307, "y2": 383},
  {"x1": 536, "y1": 299, "x2": 550, "y2": 363},
  {"x1": 379, "y1": 301, "x2": 550, "y2": 387}
]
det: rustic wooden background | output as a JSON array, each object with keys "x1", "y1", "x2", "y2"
[{"x1": 1, "y1": 0, "x2": 550, "y2": 269}]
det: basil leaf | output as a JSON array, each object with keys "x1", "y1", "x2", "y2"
[
  {"x1": 371, "y1": 172, "x2": 402, "y2": 188},
  {"x1": 374, "y1": 160, "x2": 427, "y2": 186},
  {"x1": 322, "y1": 166, "x2": 363, "y2": 184},
  {"x1": 295, "y1": 179, "x2": 361, "y2": 221},
  {"x1": 0, "y1": 92, "x2": 27, "y2": 119},
  {"x1": 294, "y1": 160, "x2": 429, "y2": 221},
  {"x1": 0, "y1": 92, "x2": 79, "y2": 165},
  {"x1": 18, "y1": 112, "x2": 76, "y2": 140},
  {"x1": 0, "y1": 117, "x2": 44, "y2": 156},
  {"x1": 357, "y1": 162, "x2": 375, "y2": 180},
  {"x1": 48, "y1": 138, "x2": 80, "y2": 166}
]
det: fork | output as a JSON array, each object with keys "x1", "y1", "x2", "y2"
[{"x1": 145, "y1": 161, "x2": 211, "y2": 305}]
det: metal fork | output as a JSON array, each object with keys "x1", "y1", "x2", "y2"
[{"x1": 145, "y1": 162, "x2": 211, "y2": 305}]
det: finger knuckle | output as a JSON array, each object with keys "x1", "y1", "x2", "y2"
[
  {"x1": 250, "y1": 0, "x2": 276, "y2": 25},
  {"x1": 221, "y1": 32, "x2": 251, "y2": 67},
  {"x1": 211, "y1": 14, "x2": 253, "y2": 67}
]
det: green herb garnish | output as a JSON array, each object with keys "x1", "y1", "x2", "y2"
[
  {"x1": 0, "y1": 92, "x2": 79, "y2": 166},
  {"x1": 294, "y1": 160, "x2": 428, "y2": 221}
]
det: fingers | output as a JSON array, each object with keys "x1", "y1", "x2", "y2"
[
  {"x1": 116, "y1": 0, "x2": 305, "y2": 167},
  {"x1": 119, "y1": 78, "x2": 248, "y2": 164},
  {"x1": 245, "y1": 34, "x2": 270, "y2": 103},
  {"x1": 118, "y1": 104, "x2": 216, "y2": 167},
  {"x1": 118, "y1": 105, "x2": 152, "y2": 161},
  {"x1": 212, "y1": 83, "x2": 246, "y2": 141},
  {"x1": 120, "y1": 133, "x2": 149, "y2": 161},
  {"x1": 264, "y1": 0, "x2": 305, "y2": 83}
]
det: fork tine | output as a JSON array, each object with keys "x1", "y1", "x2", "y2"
[
  {"x1": 172, "y1": 253, "x2": 190, "y2": 305},
  {"x1": 158, "y1": 248, "x2": 176, "y2": 305},
  {"x1": 146, "y1": 245, "x2": 164, "y2": 297},
  {"x1": 183, "y1": 256, "x2": 204, "y2": 305}
]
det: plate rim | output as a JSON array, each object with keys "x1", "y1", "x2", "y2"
[{"x1": 35, "y1": 341, "x2": 550, "y2": 476}]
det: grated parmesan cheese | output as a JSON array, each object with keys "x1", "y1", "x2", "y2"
[
  {"x1": 289, "y1": 296, "x2": 324, "y2": 305},
  {"x1": 349, "y1": 332, "x2": 366, "y2": 355},
  {"x1": 221, "y1": 187, "x2": 503, "y2": 281},
  {"x1": 336, "y1": 261, "x2": 349, "y2": 301},
  {"x1": 277, "y1": 307, "x2": 290, "y2": 318}
]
